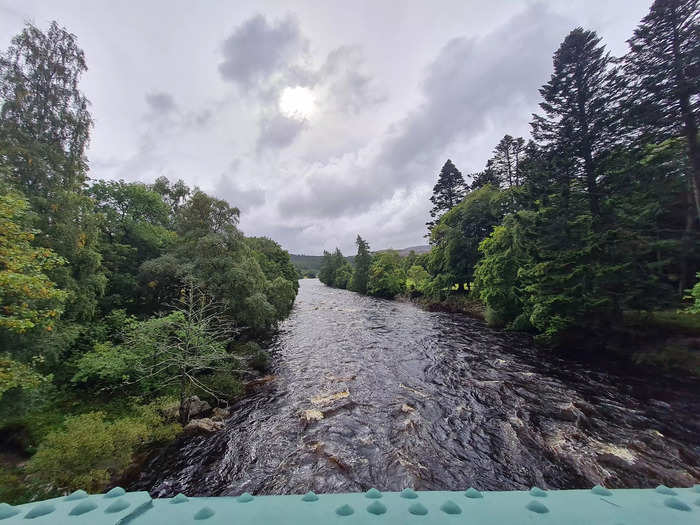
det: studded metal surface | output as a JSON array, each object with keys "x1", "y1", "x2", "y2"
[{"x1": 1, "y1": 485, "x2": 698, "y2": 524}]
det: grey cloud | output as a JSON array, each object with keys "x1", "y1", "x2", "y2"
[
  {"x1": 277, "y1": 174, "x2": 375, "y2": 219},
  {"x1": 219, "y1": 14, "x2": 306, "y2": 90},
  {"x1": 215, "y1": 174, "x2": 266, "y2": 213},
  {"x1": 378, "y1": 4, "x2": 568, "y2": 171},
  {"x1": 278, "y1": 4, "x2": 570, "y2": 220},
  {"x1": 187, "y1": 108, "x2": 212, "y2": 127},
  {"x1": 320, "y1": 46, "x2": 386, "y2": 114},
  {"x1": 145, "y1": 91, "x2": 177, "y2": 114},
  {"x1": 257, "y1": 114, "x2": 306, "y2": 151}
]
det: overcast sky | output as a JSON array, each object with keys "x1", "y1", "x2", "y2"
[{"x1": 0, "y1": 1, "x2": 651, "y2": 254}]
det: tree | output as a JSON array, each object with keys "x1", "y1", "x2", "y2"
[
  {"x1": 349, "y1": 235, "x2": 371, "y2": 294},
  {"x1": 130, "y1": 284, "x2": 241, "y2": 424},
  {"x1": 426, "y1": 159, "x2": 467, "y2": 234},
  {"x1": 428, "y1": 185, "x2": 505, "y2": 292},
  {"x1": 469, "y1": 162, "x2": 501, "y2": 191},
  {"x1": 0, "y1": 21, "x2": 92, "y2": 189},
  {"x1": 0, "y1": 189, "x2": 67, "y2": 333},
  {"x1": 531, "y1": 28, "x2": 621, "y2": 223},
  {"x1": 474, "y1": 216, "x2": 529, "y2": 329},
  {"x1": 151, "y1": 176, "x2": 191, "y2": 224},
  {"x1": 177, "y1": 189, "x2": 239, "y2": 237},
  {"x1": 624, "y1": 0, "x2": 700, "y2": 216},
  {"x1": 318, "y1": 248, "x2": 351, "y2": 289},
  {"x1": 490, "y1": 135, "x2": 526, "y2": 188},
  {"x1": 368, "y1": 251, "x2": 405, "y2": 298},
  {"x1": 0, "y1": 21, "x2": 105, "y2": 321},
  {"x1": 89, "y1": 180, "x2": 175, "y2": 312},
  {"x1": 406, "y1": 265, "x2": 430, "y2": 294}
]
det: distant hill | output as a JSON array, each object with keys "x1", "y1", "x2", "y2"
[
  {"x1": 290, "y1": 245, "x2": 430, "y2": 274},
  {"x1": 379, "y1": 245, "x2": 430, "y2": 257},
  {"x1": 290, "y1": 254, "x2": 324, "y2": 272}
]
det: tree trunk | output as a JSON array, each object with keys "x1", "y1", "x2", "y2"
[
  {"x1": 679, "y1": 178, "x2": 696, "y2": 295},
  {"x1": 682, "y1": 117, "x2": 700, "y2": 221},
  {"x1": 178, "y1": 373, "x2": 190, "y2": 425}
]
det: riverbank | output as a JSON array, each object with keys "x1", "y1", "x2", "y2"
[
  {"x1": 405, "y1": 294, "x2": 486, "y2": 320},
  {"x1": 131, "y1": 280, "x2": 700, "y2": 495},
  {"x1": 405, "y1": 293, "x2": 700, "y2": 377}
]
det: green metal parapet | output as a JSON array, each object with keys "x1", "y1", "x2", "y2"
[{"x1": 1, "y1": 485, "x2": 698, "y2": 524}]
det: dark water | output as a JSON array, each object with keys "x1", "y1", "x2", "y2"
[{"x1": 133, "y1": 279, "x2": 700, "y2": 496}]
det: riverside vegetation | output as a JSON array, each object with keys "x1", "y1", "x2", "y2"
[
  {"x1": 319, "y1": 1, "x2": 700, "y2": 372},
  {"x1": 0, "y1": 23, "x2": 298, "y2": 501},
  {"x1": 1, "y1": 0, "x2": 699, "y2": 506}
]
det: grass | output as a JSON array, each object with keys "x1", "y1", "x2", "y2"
[
  {"x1": 623, "y1": 310, "x2": 700, "y2": 335},
  {"x1": 621, "y1": 310, "x2": 700, "y2": 377}
]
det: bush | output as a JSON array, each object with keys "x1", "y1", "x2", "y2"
[
  {"x1": 368, "y1": 251, "x2": 405, "y2": 298},
  {"x1": 684, "y1": 273, "x2": 700, "y2": 314},
  {"x1": 200, "y1": 372, "x2": 244, "y2": 405},
  {"x1": 26, "y1": 405, "x2": 179, "y2": 493}
]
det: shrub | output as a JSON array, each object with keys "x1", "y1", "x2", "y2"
[{"x1": 26, "y1": 406, "x2": 179, "y2": 493}]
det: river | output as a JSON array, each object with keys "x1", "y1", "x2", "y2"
[{"x1": 132, "y1": 278, "x2": 700, "y2": 496}]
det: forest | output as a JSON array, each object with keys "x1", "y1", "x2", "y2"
[
  {"x1": 319, "y1": 1, "x2": 700, "y2": 360},
  {"x1": 0, "y1": 23, "x2": 298, "y2": 500}
]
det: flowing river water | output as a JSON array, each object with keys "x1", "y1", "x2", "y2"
[{"x1": 133, "y1": 279, "x2": 700, "y2": 496}]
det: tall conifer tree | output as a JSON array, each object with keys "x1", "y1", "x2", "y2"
[
  {"x1": 531, "y1": 28, "x2": 621, "y2": 223},
  {"x1": 624, "y1": 0, "x2": 700, "y2": 216},
  {"x1": 426, "y1": 159, "x2": 466, "y2": 234}
]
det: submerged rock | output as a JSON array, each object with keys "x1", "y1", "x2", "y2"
[
  {"x1": 184, "y1": 418, "x2": 224, "y2": 434},
  {"x1": 211, "y1": 407, "x2": 230, "y2": 421}
]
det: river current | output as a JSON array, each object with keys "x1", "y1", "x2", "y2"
[{"x1": 132, "y1": 279, "x2": 700, "y2": 496}]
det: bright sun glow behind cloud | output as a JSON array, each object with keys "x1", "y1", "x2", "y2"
[{"x1": 279, "y1": 86, "x2": 316, "y2": 120}]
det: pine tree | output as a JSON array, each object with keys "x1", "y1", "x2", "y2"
[
  {"x1": 426, "y1": 159, "x2": 467, "y2": 234},
  {"x1": 531, "y1": 28, "x2": 621, "y2": 223},
  {"x1": 349, "y1": 235, "x2": 371, "y2": 294},
  {"x1": 624, "y1": 0, "x2": 700, "y2": 216},
  {"x1": 469, "y1": 161, "x2": 501, "y2": 191},
  {"x1": 490, "y1": 135, "x2": 526, "y2": 187}
]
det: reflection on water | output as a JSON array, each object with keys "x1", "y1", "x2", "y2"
[{"x1": 133, "y1": 279, "x2": 700, "y2": 496}]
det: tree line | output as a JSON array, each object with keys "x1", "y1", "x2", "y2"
[
  {"x1": 320, "y1": 0, "x2": 700, "y2": 347},
  {"x1": 0, "y1": 22, "x2": 298, "y2": 497}
]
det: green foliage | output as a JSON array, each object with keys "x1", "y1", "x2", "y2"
[
  {"x1": 0, "y1": 20, "x2": 299, "y2": 504},
  {"x1": 349, "y1": 235, "x2": 371, "y2": 294},
  {"x1": 418, "y1": 8, "x2": 699, "y2": 347},
  {"x1": 0, "y1": 189, "x2": 68, "y2": 332},
  {"x1": 26, "y1": 407, "x2": 179, "y2": 493},
  {"x1": 71, "y1": 341, "x2": 138, "y2": 387},
  {"x1": 429, "y1": 185, "x2": 505, "y2": 292},
  {"x1": 474, "y1": 216, "x2": 527, "y2": 329},
  {"x1": 427, "y1": 159, "x2": 467, "y2": 233},
  {"x1": 368, "y1": 251, "x2": 406, "y2": 298},
  {"x1": 684, "y1": 273, "x2": 700, "y2": 314},
  {"x1": 0, "y1": 354, "x2": 46, "y2": 398},
  {"x1": 406, "y1": 265, "x2": 430, "y2": 294},
  {"x1": 318, "y1": 248, "x2": 352, "y2": 289}
]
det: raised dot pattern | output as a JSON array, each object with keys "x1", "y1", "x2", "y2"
[
  {"x1": 526, "y1": 500, "x2": 549, "y2": 514},
  {"x1": 105, "y1": 498, "x2": 130, "y2": 513},
  {"x1": 4, "y1": 484, "x2": 699, "y2": 524},
  {"x1": 68, "y1": 500, "x2": 97, "y2": 516},
  {"x1": 301, "y1": 491, "x2": 318, "y2": 502},
  {"x1": 24, "y1": 502, "x2": 55, "y2": 519},
  {"x1": 464, "y1": 487, "x2": 483, "y2": 498},
  {"x1": 366, "y1": 501, "x2": 387, "y2": 515},
  {"x1": 440, "y1": 500, "x2": 462, "y2": 514}
]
